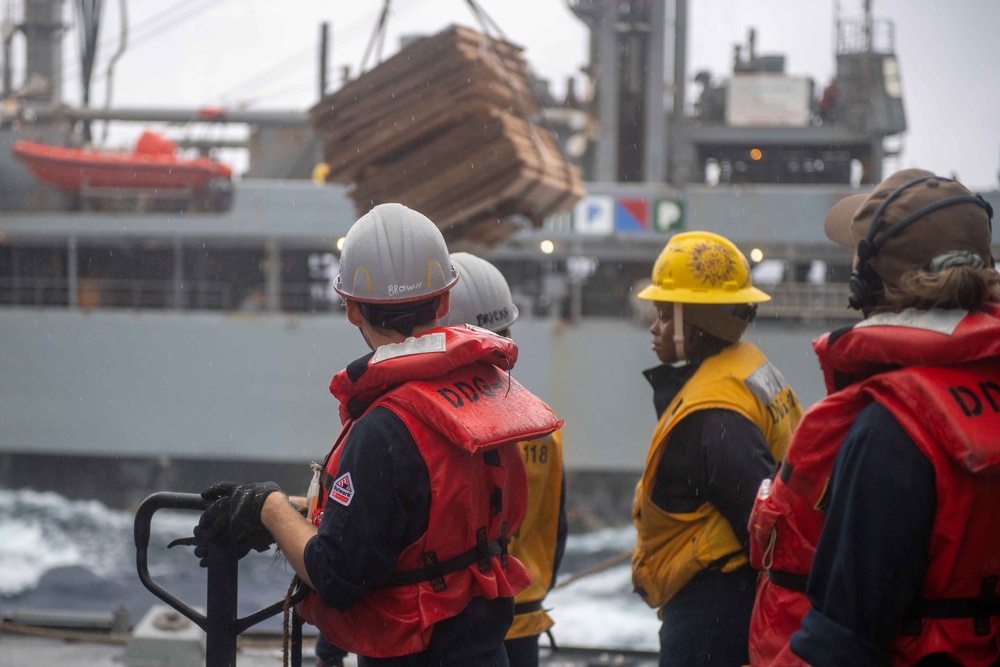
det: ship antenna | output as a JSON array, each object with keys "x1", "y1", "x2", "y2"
[{"x1": 864, "y1": 0, "x2": 873, "y2": 52}]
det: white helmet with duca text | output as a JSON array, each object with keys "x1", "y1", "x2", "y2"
[{"x1": 440, "y1": 252, "x2": 519, "y2": 333}]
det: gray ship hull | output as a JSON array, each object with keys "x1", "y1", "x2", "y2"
[{"x1": 0, "y1": 306, "x2": 831, "y2": 514}]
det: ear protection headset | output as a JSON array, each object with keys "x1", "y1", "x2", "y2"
[{"x1": 847, "y1": 176, "x2": 994, "y2": 311}]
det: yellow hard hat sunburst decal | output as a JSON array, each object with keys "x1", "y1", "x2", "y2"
[{"x1": 688, "y1": 241, "x2": 738, "y2": 287}]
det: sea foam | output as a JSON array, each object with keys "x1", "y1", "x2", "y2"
[{"x1": 0, "y1": 489, "x2": 186, "y2": 597}]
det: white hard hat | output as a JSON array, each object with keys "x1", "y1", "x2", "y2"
[
  {"x1": 334, "y1": 203, "x2": 458, "y2": 304},
  {"x1": 439, "y1": 252, "x2": 519, "y2": 332}
]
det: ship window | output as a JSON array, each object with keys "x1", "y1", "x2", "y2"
[
  {"x1": 752, "y1": 260, "x2": 787, "y2": 286},
  {"x1": 77, "y1": 243, "x2": 175, "y2": 309},
  {"x1": 807, "y1": 260, "x2": 828, "y2": 285},
  {"x1": 182, "y1": 244, "x2": 265, "y2": 311},
  {"x1": 581, "y1": 261, "x2": 650, "y2": 317},
  {"x1": 279, "y1": 248, "x2": 343, "y2": 314},
  {"x1": 0, "y1": 244, "x2": 69, "y2": 307},
  {"x1": 705, "y1": 159, "x2": 721, "y2": 186},
  {"x1": 882, "y1": 57, "x2": 902, "y2": 98}
]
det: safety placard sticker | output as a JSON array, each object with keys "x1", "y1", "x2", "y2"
[{"x1": 330, "y1": 472, "x2": 355, "y2": 507}]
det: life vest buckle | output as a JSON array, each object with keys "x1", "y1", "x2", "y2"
[
  {"x1": 476, "y1": 527, "x2": 490, "y2": 573},
  {"x1": 421, "y1": 551, "x2": 447, "y2": 592},
  {"x1": 974, "y1": 576, "x2": 999, "y2": 636},
  {"x1": 499, "y1": 522, "x2": 508, "y2": 569}
]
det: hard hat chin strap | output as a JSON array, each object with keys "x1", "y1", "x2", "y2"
[{"x1": 673, "y1": 301, "x2": 686, "y2": 362}]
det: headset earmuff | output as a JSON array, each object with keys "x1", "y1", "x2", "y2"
[
  {"x1": 976, "y1": 194, "x2": 995, "y2": 268},
  {"x1": 847, "y1": 261, "x2": 882, "y2": 311},
  {"x1": 848, "y1": 193, "x2": 897, "y2": 312},
  {"x1": 848, "y1": 240, "x2": 882, "y2": 310}
]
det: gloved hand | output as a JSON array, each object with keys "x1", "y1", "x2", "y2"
[{"x1": 191, "y1": 481, "x2": 282, "y2": 567}]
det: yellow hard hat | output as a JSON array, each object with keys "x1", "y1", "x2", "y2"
[
  {"x1": 637, "y1": 231, "x2": 771, "y2": 304},
  {"x1": 311, "y1": 162, "x2": 331, "y2": 185}
]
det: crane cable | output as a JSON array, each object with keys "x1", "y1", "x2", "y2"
[
  {"x1": 460, "y1": 0, "x2": 577, "y2": 217},
  {"x1": 63, "y1": 0, "x2": 229, "y2": 85},
  {"x1": 99, "y1": 0, "x2": 127, "y2": 143},
  {"x1": 359, "y1": 0, "x2": 392, "y2": 74}
]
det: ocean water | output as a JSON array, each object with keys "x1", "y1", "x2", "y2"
[{"x1": 0, "y1": 489, "x2": 659, "y2": 651}]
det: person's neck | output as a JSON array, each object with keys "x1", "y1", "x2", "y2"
[{"x1": 367, "y1": 320, "x2": 441, "y2": 349}]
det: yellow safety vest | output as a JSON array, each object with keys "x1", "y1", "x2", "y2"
[
  {"x1": 631, "y1": 341, "x2": 800, "y2": 610},
  {"x1": 506, "y1": 429, "x2": 564, "y2": 639}
]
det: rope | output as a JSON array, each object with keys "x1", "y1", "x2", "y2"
[
  {"x1": 0, "y1": 620, "x2": 128, "y2": 645},
  {"x1": 461, "y1": 0, "x2": 578, "y2": 217},
  {"x1": 281, "y1": 575, "x2": 302, "y2": 667},
  {"x1": 462, "y1": 1, "x2": 545, "y2": 160},
  {"x1": 552, "y1": 549, "x2": 634, "y2": 590}
]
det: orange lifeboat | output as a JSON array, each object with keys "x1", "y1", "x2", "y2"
[{"x1": 11, "y1": 131, "x2": 232, "y2": 194}]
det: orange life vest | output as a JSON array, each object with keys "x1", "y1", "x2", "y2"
[
  {"x1": 297, "y1": 326, "x2": 562, "y2": 658},
  {"x1": 748, "y1": 307, "x2": 1000, "y2": 667}
]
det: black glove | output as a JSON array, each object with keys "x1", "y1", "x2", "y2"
[
  {"x1": 190, "y1": 481, "x2": 282, "y2": 567},
  {"x1": 191, "y1": 481, "x2": 242, "y2": 545}
]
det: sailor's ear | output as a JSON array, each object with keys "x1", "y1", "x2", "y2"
[
  {"x1": 436, "y1": 291, "x2": 451, "y2": 319},
  {"x1": 345, "y1": 299, "x2": 365, "y2": 326}
]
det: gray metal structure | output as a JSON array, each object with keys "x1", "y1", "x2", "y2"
[{"x1": 567, "y1": 0, "x2": 906, "y2": 186}]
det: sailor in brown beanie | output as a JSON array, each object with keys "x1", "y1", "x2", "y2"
[{"x1": 746, "y1": 169, "x2": 1000, "y2": 667}]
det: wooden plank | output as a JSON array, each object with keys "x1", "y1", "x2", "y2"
[
  {"x1": 309, "y1": 27, "x2": 526, "y2": 122},
  {"x1": 310, "y1": 24, "x2": 585, "y2": 248},
  {"x1": 311, "y1": 30, "x2": 536, "y2": 154},
  {"x1": 318, "y1": 75, "x2": 534, "y2": 180},
  {"x1": 310, "y1": 28, "x2": 534, "y2": 133}
]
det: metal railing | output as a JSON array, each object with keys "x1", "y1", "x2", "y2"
[
  {"x1": 0, "y1": 277, "x2": 344, "y2": 313},
  {"x1": 757, "y1": 283, "x2": 860, "y2": 321},
  {"x1": 277, "y1": 283, "x2": 342, "y2": 313},
  {"x1": 0, "y1": 276, "x2": 860, "y2": 321},
  {"x1": 0, "y1": 277, "x2": 233, "y2": 310},
  {"x1": 837, "y1": 17, "x2": 896, "y2": 55},
  {"x1": 0, "y1": 277, "x2": 71, "y2": 306}
]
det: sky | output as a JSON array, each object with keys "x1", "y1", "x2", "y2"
[{"x1": 33, "y1": 0, "x2": 1000, "y2": 190}]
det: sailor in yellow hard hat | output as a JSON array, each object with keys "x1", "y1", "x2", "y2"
[{"x1": 630, "y1": 231, "x2": 802, "y2": 667}]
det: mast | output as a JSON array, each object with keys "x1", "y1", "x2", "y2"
[
  {"x1": 20, "y1": 0, "x2": 65, "y2": 108},
  {"x1": 570, "y1": 0, "x2": 682, "y2": 184}
]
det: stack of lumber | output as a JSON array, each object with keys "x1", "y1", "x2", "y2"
[{"x1": 309, "y1": 25, "x2": 585, "y2": 250}]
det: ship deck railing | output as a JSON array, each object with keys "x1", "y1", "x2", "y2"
[
  {"x1": 2, "y1": 276, "x2": 861, "y2": 322},
  {"x1": 0, "y1": 277, "x2": 234, "y2": 310},
  {"x1": 0, "y1": 277, "x2": 341, "y2": 313},
  {"x1": 757, "y1": 283, "x2": 861, "y2": 321}
]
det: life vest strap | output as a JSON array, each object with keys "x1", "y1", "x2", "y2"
[
  {"x1": 382, "y1": 539, "x2": 506, "y2": 589},
  {"x1": 318, "y1": 424, "x2": 355, "y2": 492},
  {"x1": 767, "y1": 568, "x2": 809, "y2": 593},
  {"x1": 903, "y1": 576, "x2": 1000, "y2": 637},
  {"x1": 499, "y1": 522, "x2": 509, "y2": 569},
  {"x1": 513, "y1": 599, "x2": 544, "y2": 616}
]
